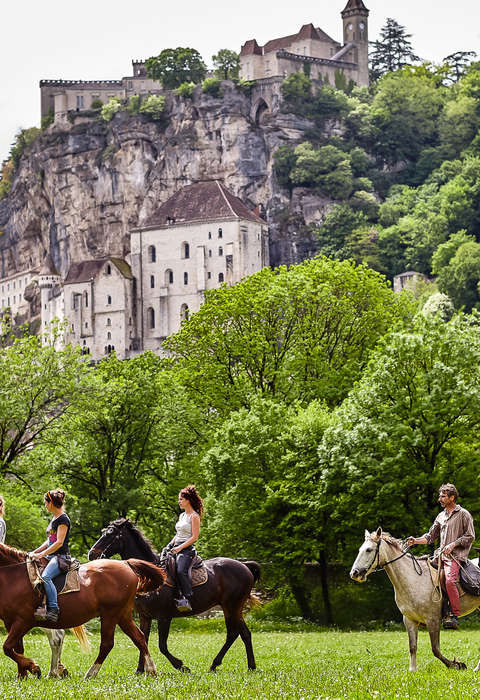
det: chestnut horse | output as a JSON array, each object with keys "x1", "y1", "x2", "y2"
[
  {"x1": 0, "y1": 542, "x2": 165, "y2": 678},
  {"x1": 89, "y1": 519, "x2": 260, "y2": 673}
]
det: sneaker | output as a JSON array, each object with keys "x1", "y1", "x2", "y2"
[
  {"x1": 443, "y1": 614, "x2": 458, "y2": 630},
  {"x1": 175, "y1": 597, "x2": 192, "y2": 613},
  {"x1": 45, "y1": 608, "x2": 60, "y2": 623}
]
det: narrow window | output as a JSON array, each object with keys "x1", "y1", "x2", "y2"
[
  {"x1": 165, "y1": 269, "x2": 173, "y2": 284},
  {"x1": 208, "y1": 232, "x2": 212, "y2": 240},
  {"x1": 148, "y1": 307, "x2": 155, "y2": 329},
  {"x1": 107, "y1": 331, "x2": 111, "y2": 340},
  {"x1": 180, "y1": 304, "x2": 189, "y2": 322},
  {"x1": 182, "y1": 242, "x2": 190, "y2": 259},
  {"x1": 106, "y1": 318, "x2": 111, "y2": 326},
  {"x1": 218, "y1": 228, "x2": 223, "y2": 238},
  {"x1": 84, "y1": 291, "x2": 88, "y2": 307},
  {"x1": 218, "y1": 247, "x2": 223, "y2": 256},
  {"x1": 150, "y1": 274, "x2": 155, "y2": 289},
  {"x1": 148, "y1": 245, "x2": 156, "y2": 263},
  {"x1": 184, "y1": 272, "x2": 188, "y2": 285},
  {"x1": 218, "y1": 273, "x2": 224, "y2": 283},
  {"x1": 107, "y1": 295, "x2": 112, "y2": 305}
]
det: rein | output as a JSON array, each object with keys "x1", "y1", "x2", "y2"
[{"x1": 370, "y1": 538, "x2": 423, "y2": 576}]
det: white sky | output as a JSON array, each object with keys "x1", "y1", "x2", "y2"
[{"x1": 1, "y1": 0, "x2": 479, "y2": 163}]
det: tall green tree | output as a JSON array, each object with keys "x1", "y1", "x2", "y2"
[
  {"x1": 146, "y1": 48, "x2": 207, "y2": 89},
  {"x1": 318, "y1": 314, "x2": 480, "y2": 553},
  {"x1": 369, "y1": 18, "x2": 420, "y2": 81},
  {"x1": 0, "y1": 327, "x2": 87, "y2": 479},
  {"x1": 442, "y1": 51, "x2": 477, "y2": 83},
  {"x1": 212, "y1": 49, "x2": 240, "y2": 80}
]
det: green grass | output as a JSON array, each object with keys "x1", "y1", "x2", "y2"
[{"x1": 1, "y1": 621, "x2": 480, "y2": 698}]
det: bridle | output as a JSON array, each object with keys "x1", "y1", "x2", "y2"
[
  {"x1": 94, "y1": 526, "x2": 123, "y2": 559},
  {"x1": 366, "y1": 537, "x2": 423, "y2": 576}
]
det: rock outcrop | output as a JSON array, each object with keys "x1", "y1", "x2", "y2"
[{"x1": 0, "y1": 81, "x2": 328, "y2": 280}]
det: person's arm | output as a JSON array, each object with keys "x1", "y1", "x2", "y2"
[
  {"x1": 172, "y1": 514, "x2": 200, "y2": 553},
  {"x1": 30, "y1": 525, "x2": 68, "y2": 559},
  {"x1": 408, "y1": 518, "x2": 440, "y2": 547}
]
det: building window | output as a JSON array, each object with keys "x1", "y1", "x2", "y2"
[
  {"x1": 226, "y1": 254, "x2": 233, "y2": 271},
  {"x1": 107, "y1": 295, "x2": 112, "y2": 305},
  {"x1": 180, "y1": 304, "x2": 189, "y2": 323},
  {"x1": 106, "y1": 264, "x2": 111, "y2": 274},
  {"x1": 13, "y1": 296, "x2": 16, "y2": 304},
  {"x1": 107, "y1": 331, "x2": 111, "y2": 340},
  {"x1": 165, "y1": 269, "x2": 173, "y2": 284},
  {"x1": 76, "y1": 95, "x2": 84, "y2": 109},
  {"x1": 148, "y1": 245, "x2": 156, "y2": 263},
  {"x1": 13, "y1": 282, "x2": 15, "y2": 289},
  {"x1": 72, "y1": 293, "x2": 79, "y2": 310},
  {"x1": 85, "y1": 322, "x2": 88, "y2": 329},
  {"x1": 107, "y1": 318, "x2": 111, "y2": 326},
  {"x1": 148, "y1": 307, "x2": 155, "y2": 329},
  {"x1": 218, "y1": 228, "x2": 223, "y2": 238},
  {"x1": 184, "y1": 272, "x2": 188, "y2": 285},
  {"x1": 84, "y1": 291, "x2": 88, "y2": 307},
  {"x1": 207, "y1": 272, "x2": 211, "y2": 279},
  {"x1": 218, "y1": 247, "x2": 223, "y2": 256},
  {"x1": 181, "y1": 242, "x2": 190, "y2": 259},
  {"x1": 208, "y1": 232, "x2": 212, "y2": 240},
  {"x1": 208, "y1": 249, "x2": 212, "y2": 257},
  {"x1": 150, "y1": 274, "x2": 155, "y2": 288},
  {"x1": 218, "y1": 273, "x2": 224, "y2": 283},
  {"x1": 19, "y1": 280, "x2": 22, "y2": 288}
]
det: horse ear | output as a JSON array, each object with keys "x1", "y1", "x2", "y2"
[
  {"x1": 364, "y1": 529, "x2": 370, "y2": 539},
  {"x1": 376, "y1": 526, "x2": 382, "y2": 538}
]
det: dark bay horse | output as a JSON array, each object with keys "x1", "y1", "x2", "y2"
[
  {"x1": 88, "y1": 519, "x2": 261, "y2": 673},
  {"x1": 0, "y1": 541, "x2": 165, "y2": 678}
]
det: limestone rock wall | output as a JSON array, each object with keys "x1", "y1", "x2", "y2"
[{"x1": 0, "y1": 81, "x2": 328, "y2": 282}]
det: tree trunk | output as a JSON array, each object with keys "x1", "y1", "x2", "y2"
[
  {"x1": 289, "y1": 579, "x2": 315, "y2": 621},
  {"x1": 318, "y1": 550, "x2": 333, "y2": 625}
]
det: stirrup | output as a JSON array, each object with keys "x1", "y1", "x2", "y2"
[
  {"x1": 34, "y1": 606, "x2": 47, "y2": 621},
  {"x1": 175, "y1": 596, "x2": 192, "y2": 613}
]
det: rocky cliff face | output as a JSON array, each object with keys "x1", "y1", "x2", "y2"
[{"x1": 0, "y1": 81, "x2": 328, "y2": 281}]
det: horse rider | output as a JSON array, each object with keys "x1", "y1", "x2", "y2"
[
  {"x1": 29, "y1": 489, "x2": 71, "y2": 623},
  {"x1": 162, "y1": 485, "x2": 203, "y2": 613},
  {"x1": 0, "y1": 494, "x2": 5, "y2": 544},
  {"x1": 407, "y1": 483, "x2": 475, "y2": 629}
]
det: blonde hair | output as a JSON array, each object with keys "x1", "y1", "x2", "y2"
[{"x1": 0, "y1": 495, "x2": 4, "y2": 518}]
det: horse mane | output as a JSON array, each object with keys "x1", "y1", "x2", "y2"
[
  {"x1": 369, "y1": 531, "x2": 404, "y2": 549},
  {"x1": 111, "y1": 519, "x2": 159, "y2": 559},
  {"x1": 0, "y1": 542, "x2": 28, "y2": 563}
]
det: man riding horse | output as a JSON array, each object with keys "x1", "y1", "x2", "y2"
[{"x1": 407, "y1": 483, "x2": 475, "y2": 629}]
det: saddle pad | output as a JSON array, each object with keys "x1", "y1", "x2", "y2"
[
  {"x1": 165, "y1": 563, "x2": 208, "y2": 588},
  {"x1": 27, "y1": 559, "x2": 81, "y2": 595}
]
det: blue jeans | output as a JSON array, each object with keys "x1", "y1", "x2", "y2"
[{"x1": 41, "y1": 556, "x2": 61, "y2": 611}]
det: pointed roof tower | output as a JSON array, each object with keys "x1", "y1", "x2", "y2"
[{"x1": 341, "y1": 0, "x2": 369, "y2": 18}]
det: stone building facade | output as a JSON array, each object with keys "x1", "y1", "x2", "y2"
[
  {"x1": 40, "y1": 61, "x2": 162, "y2": 124},
  {"x1": 0, "y1": 269, "x2": 38, "y2": 320},
  {"x1": 34, "y1": 181, "x2": 268, "y2": 360},
  {"x1": 240, "y1": 0, "x2": 369, "y2": 87}
]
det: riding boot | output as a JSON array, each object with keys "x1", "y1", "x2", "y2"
[{"x1": 175, "y1": 594, "x2": 192, "y2": 612}]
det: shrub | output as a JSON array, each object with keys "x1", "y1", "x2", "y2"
[
  {"x1": 139, "y1": 95, "x2": 166, "y2": 120},
  {"x1": 235, "y1": 78, "x2": 256, "y2": 95},
  {"x1": 175, "y1": 81, "x2": 196, "y2": 97},
  {"x1": 1, "y1": 482, "x2": 47, "y2": 551},
  {"x1": 90, "y1": 99, "x2": 103, "y2": 110},
  {"x1": 127, "y1": 94, "x2": 141, "y2": 113},
  {"x1": 41, "y1": 109, "x2": 54, "y2": 130},
  {"x1": 101, "y1": 97, "x2": 123, "y2": 122},
  {"x1": 202, "y1": 77, "x2": 223, "y2": 97}
]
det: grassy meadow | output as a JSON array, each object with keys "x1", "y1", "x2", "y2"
[{"x1": 1, "y1": 620, "x2": 480, "y2": 699}]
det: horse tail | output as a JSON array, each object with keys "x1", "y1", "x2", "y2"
[
  {"x1": 127, "y1": 558, "x2": 166, "y2": 593},
  {"x1": 243, "y1": 560, "x2": 261, "y2": 583},
  {"x1": 72, "y1": 625, "x2": 90, "y2": 653}
]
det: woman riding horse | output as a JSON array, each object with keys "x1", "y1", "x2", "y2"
[
  {"x1": 162, "y1": 485, "x2": 203, "y2": 613},
  {"x1": 29, "y1": 489, "x2": 71, "y2": 622},
  {"x1": 0, "y1": 494, "x2": 5, "y2": 544}
]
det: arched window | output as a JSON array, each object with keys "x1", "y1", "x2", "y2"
[
  {"x1": 218, "y1": 228, "x2": 223, "y2": 238},
  {"x1": 218, "y1": 246, "x2": 223, "y2": 256},
  {"x1": 107, "y1": 295, "x2": 112, "y2": 305},
  {"x1": 218, "y1": 272, "x2": 224, "y2": 283},
  {"x1": 184, "y1": 272, "x2": 188, "y2": 285},
  {"x1": 208, "y1": 232, "x2": 212, "y2": 240},
  {"x1": 106, "y1": 264, "x2": 111, "y2": 275},
  {"x1": 107, "y1": 331, "x2": 111, "y2": 340},
  {"x1": 106, "y1": 317, "x2": 111, "y2": 326},
  {"x1": 150, "y1": 274, "x2": 155, "y2": 289},
  {"x1": 148, "y1": 307, "x2": 155, "y2": 329},
  {"x1": 180, "y1": 304, "x2": 189, "y2": 323},
  {"x1": 181, "y1": 242, "x2": 190, "y2": 259},
  {"x1": 148, "y1": 245, "x2": 156, "y2": 263},
  {"x1": 165, "y1": 269, "x2": 173, "y2": 284}
]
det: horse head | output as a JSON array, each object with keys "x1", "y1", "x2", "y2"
[
  {"x1": 350, "y1": 527, "x2": 385, "y2": 582},
  {"x1": 88, "y1": 519, "x2": 128, "y2": 560}
]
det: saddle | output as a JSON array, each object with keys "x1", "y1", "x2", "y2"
[
  {"x1": 27, "y1": 557, "x2": 81, "y2": 599},
  {"x1": 161, "y1": 553, "x2": 208, "y2": 589}
]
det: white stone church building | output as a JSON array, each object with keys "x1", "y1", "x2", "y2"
[{"x1": 39, "y1": 181, "x2": 269, "y2": 359}]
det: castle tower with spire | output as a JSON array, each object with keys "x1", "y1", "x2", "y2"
[
  {"x1": 341, "y1": 0, "x2": 369, "y2": 86},
  {"x1": 39, "y1": 254, "x2": 64, "y2": 346}
]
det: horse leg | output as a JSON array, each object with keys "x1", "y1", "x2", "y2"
[
  {"x1": 3, "y1": 622, "x2": 41, "y2": 678},
  {"x1": 44, "y1": 628, "x2": 67, "y2": 678},
  {"x1": 210, "y1": 613, "x2": 240, "y2": 672},
  {"x1": 238, "y1": 617, "x2": 256, "y2": 670},
  {"x1": 157, "y1": 617, "x2": 189, "y2": 672},
  {"x1": 117, "y1": 611, "x2": 157, "y2": 677},
  {"x1": 135, "y1": 614, "x2": 151, "y2": 674},
  {"x1": 84, "y1": 616, "x2": 117, "y2": 679},
  {"x1": 403, "y1": 616, "x2": 418, "y2": 672},
  {"x1": 427, "y1": 620, "x2": 466, "y2": 670}
]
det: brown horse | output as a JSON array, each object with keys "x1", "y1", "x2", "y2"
[
  {"x1": 0, "y1": 542, "x2": 165, "y2": 678},
  {"x1": 89, "y1": 519, "x2": 260, "y2": 673}
]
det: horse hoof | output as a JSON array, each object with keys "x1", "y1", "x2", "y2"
[
  {"x1": 31, "y1": 666, "x2": 41, "y2": 678},
  {"x1": 180, "y1": 665, "x2": 191, "y2": 674},
  {"x1": 60, "y1": 667, "x2": 69, "y2": 678}
]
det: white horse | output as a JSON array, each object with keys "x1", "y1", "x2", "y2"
[{"x1": 350, "y1": 527, "x2": 480, "y2": 671}]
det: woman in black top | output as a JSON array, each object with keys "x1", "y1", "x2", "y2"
[{"x1": 29, "y1": 489, "x2": 71, "y2": 622}]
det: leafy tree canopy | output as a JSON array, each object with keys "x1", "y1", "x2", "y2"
[
  {"x1": 146, "y1": 47, "x2": 207, "y2": 89},
  {"x1": 212, "y1": 49, "x2": 240, "y2": 80},
  {"x1": 369, "y1": 17, "x2": 420, "y2": 81}
]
